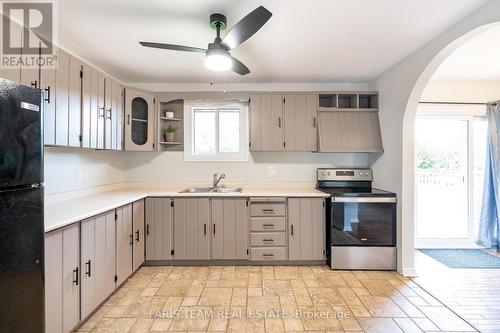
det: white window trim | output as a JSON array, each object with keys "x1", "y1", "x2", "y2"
[{"x1": 184, "y1": 101, "x2": 249, "y2": 162}]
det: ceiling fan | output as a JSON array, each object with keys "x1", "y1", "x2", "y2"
[{"x1": 139, "y1": 6, "x2": 272, "y2": 75}]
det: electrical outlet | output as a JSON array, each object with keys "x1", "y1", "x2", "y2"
[
  {"x1": 76, "y1": 170, "x2": 83, "y2": 183},
  {"x1": 267, "y1": 166, "x2": 277, "y2": 176}
]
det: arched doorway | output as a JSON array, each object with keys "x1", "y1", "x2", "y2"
[{"x1": 400, "y1": 22, "x2": 500, "y2": 275}]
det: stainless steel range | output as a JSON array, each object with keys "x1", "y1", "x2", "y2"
[{"x1": 316, "y1": 168, "x2": 397, "y2": 270}]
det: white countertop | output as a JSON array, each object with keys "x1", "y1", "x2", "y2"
[{"x1": 44, "y1": 183, "x2": 329, "y2": 233}]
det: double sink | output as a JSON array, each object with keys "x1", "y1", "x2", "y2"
[{"x1": 180, "y1": 186, "x2": 243, "y2": 193}]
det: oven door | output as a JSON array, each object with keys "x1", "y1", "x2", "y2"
[{"x1": 330, "y1": 197, "x2": 396, "y2": 246}]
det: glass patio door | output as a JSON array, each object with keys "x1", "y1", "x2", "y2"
[{"x1": 415, "y1": 118, "x2": 471, "y2": 246}]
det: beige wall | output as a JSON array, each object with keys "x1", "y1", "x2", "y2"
[{"x1": 421, "y1": 80, "x2": 500, "y2": 102}]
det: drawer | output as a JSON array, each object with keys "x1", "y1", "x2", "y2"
[
  {"x1": 251, "y1": 217, "x2": 286, "y2": 231},
  {"x1": 251, "y1": 247, "x2": 287, "y2": 260},
  {"x1": 251, "y1": 232, "x2": 286, "y2": 247},
  {"x1": 250, "y1": 197, "x2": 286, "y2": 203},
  {"x1": 250, "y1": 203, "x2": 286, "y2": 217}
]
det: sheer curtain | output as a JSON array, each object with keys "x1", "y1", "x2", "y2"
[{"x1": 477, "y1": 101, "x2": 500, "y2": 249}]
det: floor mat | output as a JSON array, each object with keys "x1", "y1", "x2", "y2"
[{"x1": 419, "y1": 249, "x2": 500, "y2": 268}]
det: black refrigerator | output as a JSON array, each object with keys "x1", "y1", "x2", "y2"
[{"x1": 0, "y1": 78, "x2": 44, "y2": 332}]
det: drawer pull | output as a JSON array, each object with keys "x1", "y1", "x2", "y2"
[
  {"x1": 361, "y1": 238, "x2": 368, "y2": 241},
  {"x1": 262, "y1": 254, "x2": 274, "y2": 257},
  {"x1": 262, "y1": 239, "x2": 274, "y2": 242},
  {"x1": 262, "y1": 224, "x2": 274, "y2": 227}
]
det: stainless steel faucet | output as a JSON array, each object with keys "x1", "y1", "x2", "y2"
[{"x1": 213, "y1": 173, "x2": 226, "y2": 188}]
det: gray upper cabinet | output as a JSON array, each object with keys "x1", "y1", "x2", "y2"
[
  {"x1": 173, "y1": 198, "x2": 210, "y2": 260},
  {"x1": 124, "y1": 88, "x2": 155, "y2": 151},
  {"x1": 44, "y1": 223, "x2": 80, "y2": 333},
  {"x1": 250, "y1": 94, "x2": 283, "y2": 152},
  {"x1": 318, "y1": 111, "x2": 383, "y2": 152},
  {"x1": 284, "y1": 94, "x2": 317, "y2": 152},
  {"x1": 145, "y1": 197, "x2": 173, "y2": 261},
  {"x1": 68, "y1": 56, "x2": 83, "y2": 147},
  {"x1": 115, "y1": 204, "x2": 133, "y2": 286},
  {"x1": 41, "y1": 66, "x2": 57, "y2": 146},
  {"x1": 211, "y1": 198, "x2": 248, "y2": 260},
  {"x1": 133, "y1": 200, "x2": 145, "y2": 271},
  {"x1": 55, "y1": 50, "x2": 70, "y2": 146},
  {"x1": 288, "y1": 198, "x2": 325, "y2": 260}
]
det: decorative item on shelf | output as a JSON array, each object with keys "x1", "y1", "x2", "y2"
[
  {"x1": 164, "y1": 125, "x2": 177, "y2": 142},
  {"x1": 164, "y1": 108, "x2": 175, "y2": 119}
]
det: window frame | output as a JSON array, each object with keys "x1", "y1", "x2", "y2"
[{"x1": 184, "y1": 101, "x2": 249, "y2": 162}]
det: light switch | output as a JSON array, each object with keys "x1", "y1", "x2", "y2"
[{"x1": 267, "y1": 166, "x2": 277, "y2": 176}]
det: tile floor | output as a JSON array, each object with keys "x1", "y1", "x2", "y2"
[
  {"x1": 75, "y1": 265, "x2": 478, "y2": 333},
  {"x1": 414, "y1": 251, "x2": 500, "y2": 333}
]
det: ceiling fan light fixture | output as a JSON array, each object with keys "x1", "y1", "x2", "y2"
[{"x1": 205, "y1": 49, "x2": 232, "y2": 72}]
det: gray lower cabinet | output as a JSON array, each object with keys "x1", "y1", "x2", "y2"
[
  {"x1": 145, "y1": 197, "x2": 173, "y2": 260},
  {"x1": 173, "y1": 198, "x2": 210, "y2": 260},
  {"x1": 133, "y1": 199, "x2": 145, "y2": 271},
  {"x1": 80, "y1": 211, "x2": 116, "y2": 319},
  {"x1": 116, "y1": 204, "x2": 133, "y2": 286},
  {"x1": 288, "y1": 198, "x2": 325, "y2": 260},
  {"x1": 44, "y1": 223, "x2": 80, "y2": 333},
  {"x1": 211, "y1": 198, "x2": 248, "y2": 260}
]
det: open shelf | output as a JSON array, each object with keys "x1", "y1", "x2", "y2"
[
  {"x1": 159, "y1": 141, "x2": 182, "y2": 145},
  {"x1": 338, "y1": 94, "x2": 358, "y2": 109},
  {"x1": 358, "y1": 94, "x2": 378, "y2": 109},
  {"x1": 318, "y1": 94, "x2": 337, "y2": 109},
  {"x1": 160, "y1": 117, "x2": 182, "y2": 121},
  {"x1": 158, "y1": 99, "x2": 184, "y2": 152}
]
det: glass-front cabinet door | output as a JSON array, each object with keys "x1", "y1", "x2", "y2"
[{"x1": 124, "y1": 88, "x2": 155, "y2": 151}]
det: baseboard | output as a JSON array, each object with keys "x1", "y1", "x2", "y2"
[
  {"x1": 402, "y1": 267, "x2": 417, "y2": 277},
  {"x1": 144, "y1": 260, "x2": 327, "y2": 266}
]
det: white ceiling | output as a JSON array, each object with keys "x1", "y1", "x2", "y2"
[
  {"x1": 57, "y1": 0, "x2": 488, "y2": 84},
  {"x1": 431, "y1": 25, "x2": 500, "y2": 82}
]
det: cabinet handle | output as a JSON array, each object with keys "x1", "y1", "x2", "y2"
[
  {"x1": 204, "y1": 223, "x2": 207, "y2": 235},
  {"x1": 73, "y1": 267, "x2": 79, "y2": 285},
  {"x1": 99, "y1": 106, "x2": 105, "y2": 118},
  {"x1": 129, "y1": 234, "x2": 133, "y2": 245},
  {"x1": 85, "y1": 260, "x2": 91, "y2": 277},
  {"x1": 291, "y1": 224, "x2": 294, "y2": 236},
  {"x1": 278, "y1": 117, "x2": 281, "y2": 128},
  {"x1": 135, "y1": 230, "x2": 140, "y2": 242},
  {"x1": 44, "y1": 86, "x2": 51, "y2": 103},
  {"x1": 313, "y1": 117, "x2": 317, "y2": 128},
  {"x1": 127, "y1": 114, "x2": 130, "y2": 125},
  {"x1": 107, "y1": 108, "x2": 112, "y2": 120},
  {"x1": 213, "y1": 224, "x2": 216, "y2": 235},
  {"x1": 146, "y1": 224, "x2": 150, "y2": 235},
  {"x1": 31, "y1": 80, "x2": 38, "y2": 89}
]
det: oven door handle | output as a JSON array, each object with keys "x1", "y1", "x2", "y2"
[{"x1": 331, "y1": 197, "x2": 396, "y2": 203}]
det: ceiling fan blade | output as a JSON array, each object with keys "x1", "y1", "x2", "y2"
[
  {"x1": 139, "y1": 42, "x2": 207, "y2": 53},
  {"x1": 222, "y1": 6, "x2": 272, "y2": 50},
  {"x1": 231, "y1": 57, "x2": 250, "y2": 75}
]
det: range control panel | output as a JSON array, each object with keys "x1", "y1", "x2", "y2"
[{"x1": 317, "y1": 168, "x2": 373, "y2": 182}]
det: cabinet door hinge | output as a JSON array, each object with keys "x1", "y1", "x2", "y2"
[
  {"x1": 170, "y1": 201, "x2": 174, "y2": 207},
  {"x1": 79, "y1": 70, "x2": 83, "y2": 79},
  {"x1": 171, "y1": 249, "x2": 175, "y2": 255},
  {"x1": 114, "y1": 275, "x2": 118, "y2": 282}
]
